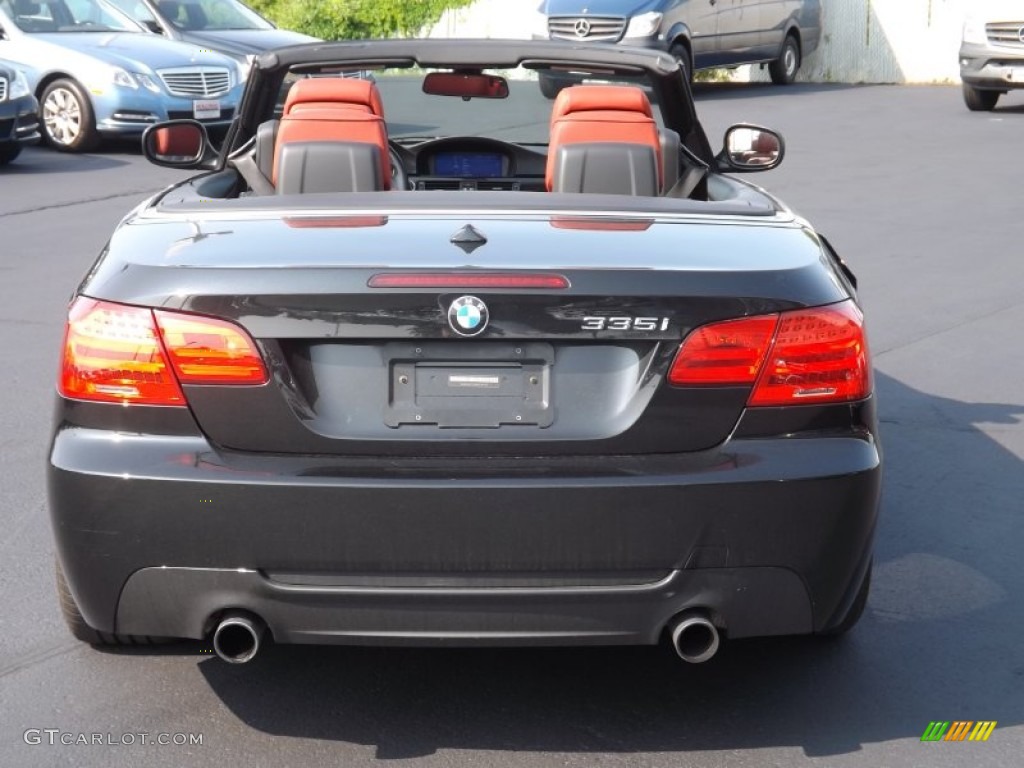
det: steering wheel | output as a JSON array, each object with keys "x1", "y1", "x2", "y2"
[{"x1": 388, "y1": 142, "x2": 409, "y2": 191}]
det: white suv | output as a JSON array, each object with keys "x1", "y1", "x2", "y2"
[{"x1": 960, "y1": 3, "x2": 1024, "y2": 110}]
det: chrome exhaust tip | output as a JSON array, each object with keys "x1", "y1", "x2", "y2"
[
  {"x1": 212, "y1": 612, "x2": 265, "y2": 664},
  {"x1": 668, "y1": 611, "x2": 720, "y2": 664}
]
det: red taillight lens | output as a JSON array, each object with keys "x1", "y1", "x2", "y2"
[
  {"x1": 748, "y1": 301, "x2": 871, "y2": 406},
  {"x1": 368, "y1": 273, "x2": 570, "y2": 289},
  {"x1": 668, "y1": 315, "x2": 779, "y2": 386},
  {"x1": 60, "y1": 298, "x2": 185, "y2": 406},
  {"x1": 59, "y1": 298, "x2": 268, "y2": 406},
  {"x1": 154, "y1": 311, "x2": 267, "y2": 385},
  {"x1": 668, "y1": 300, "x2": 872, "y2": 406}
]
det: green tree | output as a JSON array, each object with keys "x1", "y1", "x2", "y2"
[{"x1": 249, "y1": 0, "x2": 476, "y2": 40}]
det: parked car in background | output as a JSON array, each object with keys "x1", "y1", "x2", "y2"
[
  {"x1": 0, "y1": 57, "x2": 39, "y2": 163},
  {"x1": 106, "y1": 0, "x2": 314, "y2": 76},
  {"x1": 534, "y1": 0, "x2": 822, "y2": 96},
  {"x1": 960, "y1": 1, "x2": 1024, "y2": 111},
  {"x1": 0, "y1": 0, "x2": 244, "y2": 150}
]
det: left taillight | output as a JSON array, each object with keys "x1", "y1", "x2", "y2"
[
  {"x1": 59, "y1": 298, "x2": 266, "y2": 406},
  {"x1": 153, "y1": 310, "x2": 267, "y2": 385}
]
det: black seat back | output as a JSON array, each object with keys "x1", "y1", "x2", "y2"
[
  {"x1": 550, "y1": 142, "x2": 659, "y2": 196},
  {"x1": 276, "y1": 141, "x2": 383, "y2": 194}
]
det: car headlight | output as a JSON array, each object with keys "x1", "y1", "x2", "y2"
[
  {"x1": 135, "y1": 73, "x2": 161, "y2": 93},
  {"x1": 962, "y1": 16, "x2": 988, "y2": 45},
  {"x1": 8, "y1": 69, "x2": 31, "y2": 99},
  {"x1": 112, "y1": 67, "x2": 138, "y2": 89},
  {"x1": 625, "y1": 11, "x2": 663, "y2": 38}
]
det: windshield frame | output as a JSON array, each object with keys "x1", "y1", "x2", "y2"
[{"x1": 225, "y1": 39, "x2": 712, "y2": 166}]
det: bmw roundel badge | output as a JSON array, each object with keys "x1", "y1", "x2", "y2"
[{"x1": 448, "y1": 296, "x2": 489, "y2": 337}]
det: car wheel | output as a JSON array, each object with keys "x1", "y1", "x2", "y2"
[
  {"x1": 669, "y1": 42, "x2": 692, "y2": 84},
  {"x1": 539, "y1": 72, "x2": 564, "y2": 100},
  {"x1": 962, "y1": 84, "x2": 1000, "y2": 111},
  {"x1": 820, "y1": 560, "x2": 871, "y2": 637},
  {"x1": 55, "y1": 557, "x2": 171, "y2": 645},
  {"x1": 769, "y1": 34, "x2": 801, "y2": 85},
  {"x1": 0, "y1": 144, "x2": 22, "y2": 165},
  {"x1": 41, "y1": 78, "x2": 100, "y2": 152}
]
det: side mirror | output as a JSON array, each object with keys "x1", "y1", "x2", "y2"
[
  {"x1": 142, "y1": 120, "x2": 215, "y2": 169},
  {"x1": 143, "y1": 20, "x2": 163, "y2": 34},
  {"x1": 716, "y1": 124, "x2": 785, "y2": 172}
]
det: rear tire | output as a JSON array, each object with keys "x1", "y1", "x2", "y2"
[
  {"x1": 769, "y1": 33, "x2": 801, "y2": 85},
  {"x1": 40, "y1": 78, "x2": 100, "y2": 152},
  {"x1": 962, "y1": 84, "x2": 1000, "y2": 111},
  {"x1": 820, "y1": 560, "x2": 871, "y2": 637},
  {"x1": 55, "y1": 557, "x2": 170, "y2": 645},
  {"x1": 0, "y1": 144, "x2": 22, "y2": 165}
]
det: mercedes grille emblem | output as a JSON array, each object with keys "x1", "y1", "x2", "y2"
[
  {"x1": 448, "y1": 296, "x2": 489, "y2": 337},
  {"x1": 1019, "y1": 26, "x2": 1024, "y2": 44},
  {"x1": 574, "y1": 18, "x2": 591, "y2": 38}
]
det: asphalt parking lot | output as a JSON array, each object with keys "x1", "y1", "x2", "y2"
[{"x1": 1, "y1": 83, "x2": 1023, "y2": 768}]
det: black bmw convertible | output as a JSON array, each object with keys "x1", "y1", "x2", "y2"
[{"x1": 48, "y1": 39, "x2": 880, "y2": 664}]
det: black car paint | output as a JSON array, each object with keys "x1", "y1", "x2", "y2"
[
  {"x1": 49, "y1": 40, "x2": 880, "y2": 651},
  {"x1": 0, "y1": 61, "x2": 40, "y2": 157}
]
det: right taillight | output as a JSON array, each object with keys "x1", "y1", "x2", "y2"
[
  {"x1": 748, "y1": 301, "x2": 871, "y2": 406},
  {"x1": 669, "y1": 300, "x2": 872, "y2": 407}
]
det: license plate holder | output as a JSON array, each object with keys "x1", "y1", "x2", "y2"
[
  {"x1": 385, "y1": 342, "x2": 553, "y2": 428},
  {"x1": 192, "y1": 99, "x2": 221, "y2": 120}
]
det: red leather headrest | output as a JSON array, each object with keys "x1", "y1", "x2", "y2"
[
  {"x1": 546, "y1": 85, "x2": 662, "y2": 193},
  {"x1": 284, "y1": 78, "x2": 385, "y2": 117},
  {"x1": 550, "y1": 85, "x2": 654, "y2": 123}
]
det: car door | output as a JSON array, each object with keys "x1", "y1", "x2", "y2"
[
  {"x1": 755, "y1": 0, "x2": 790, "y2": 57},
  {"x1": 714, "y1": 0, "x2": 760, "y2": 64}
]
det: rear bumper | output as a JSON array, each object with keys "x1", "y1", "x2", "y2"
[
  {"x1": 49, "y1": 404, "x2": 881, "y2": 645},
  {"x1": 115, "y1": 566, "x2": 815, "y2": 646}
]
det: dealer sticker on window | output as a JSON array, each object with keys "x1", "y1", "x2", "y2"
[{"x1": 193, "y1": 100, "x2": 221, "y2": 120}]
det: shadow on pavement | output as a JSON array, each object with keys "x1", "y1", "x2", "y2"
[
  {"x1": 182, "y1": 370, "x2": 1023, "y2": 759},
  {"x1": 3, "y1": 146, "x2": 135, "y2": 174}
]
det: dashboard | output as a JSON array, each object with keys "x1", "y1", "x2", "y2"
[
  {"x1": 392, "y1": 136, "x2": 548, "y2": 192},
  {"x1": 433, "y1": 152, "x2": 506, "y2": 179}
]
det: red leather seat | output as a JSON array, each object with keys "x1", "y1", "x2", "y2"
[
  {"x1": 283, "y1": 77, "x2": 385, "y2": 117},
  {"x1": 545, "y1": 85, "x2": 662, "y2": 192},
  {"x1": 273, "y1": 78, "x2": 390, "y2": 189}
]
